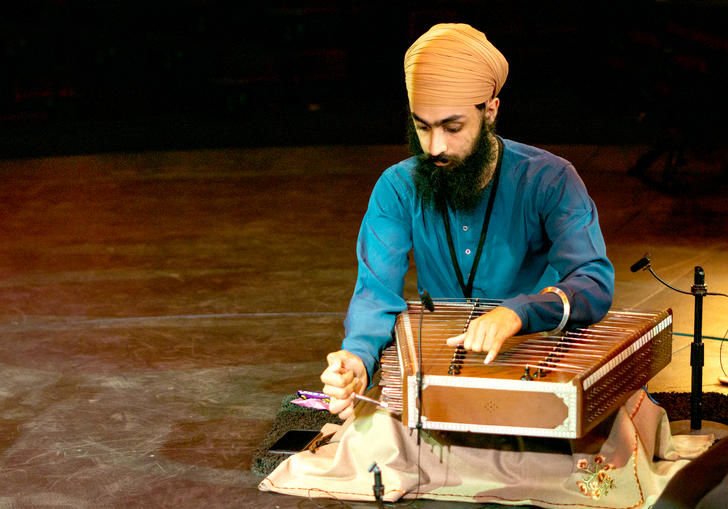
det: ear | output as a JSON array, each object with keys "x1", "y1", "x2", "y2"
[{"x1": 484, "y1": 97, "x2": 500, "y2": 123}]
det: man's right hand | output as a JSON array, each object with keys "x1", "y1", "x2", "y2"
[{"x1": 320, "y1": 350, "x2": 368, "y2": 420}]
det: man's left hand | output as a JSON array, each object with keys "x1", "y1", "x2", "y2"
[{"x1": 446, "y1": 306, "x2": 522, "y2": 363}]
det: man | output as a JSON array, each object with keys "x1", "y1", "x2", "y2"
[{"x1": 321, "y1": 23, "x2": 614, "y2": 419}]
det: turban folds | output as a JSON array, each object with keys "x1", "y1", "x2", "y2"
[{"x1": 404, "y1": 23, "x2": 509, "y2": 107}]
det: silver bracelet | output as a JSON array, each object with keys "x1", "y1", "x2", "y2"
[{"x1": 539, "y1": 286, "x2": 570, "y2": 333}]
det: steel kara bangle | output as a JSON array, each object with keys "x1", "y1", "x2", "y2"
[{"x1": 539, "y1": 286, "x2": 570, "y2": 333}]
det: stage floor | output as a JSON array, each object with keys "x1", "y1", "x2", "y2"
[{"x1": 1, "y1": 142, "x2": 727, "y2": 508}]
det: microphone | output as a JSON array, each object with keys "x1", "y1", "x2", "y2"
[
  {"x1": 630, "y1": 254, "x2": 651, "y2": 272},
  {"x1": 420, "y1": 290, "x2": 435, "y2": 312}
]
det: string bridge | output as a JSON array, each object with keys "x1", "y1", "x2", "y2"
[{"x1": 448, "y1": 345, "x2": 466, "y2": 375}]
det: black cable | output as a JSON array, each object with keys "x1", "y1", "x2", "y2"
[
  {"x1": 721, "y1": 328, "x2": 727, "y2": 378},
  {"x1": 647, "y1": 266, "x2": 692, "y2": 295},
  {"x1": 707, "y1": 292, "x2": 728, "y2": 298}
]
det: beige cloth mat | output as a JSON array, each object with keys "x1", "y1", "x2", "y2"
[{"x1": 260, "y1": 390, "x2": 714, "y2": 507}]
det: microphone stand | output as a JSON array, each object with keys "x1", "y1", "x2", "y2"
[
  {"x1": 633, "y1": 255, "x2": 708, "y2": 430},
  {"x1": 417, "y1": 291, "x2": 435, "y2": 445},
  {"x1": 690, "y1": 267, "x2": 706, "y2": 430},
  {"x1": 416, "y1": 308, "x2": 424, "y2": 445}
]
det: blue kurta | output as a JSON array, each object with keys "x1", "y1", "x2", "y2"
[{"x1": 342, "y1": 138, "x2": 615, "y2": 383}]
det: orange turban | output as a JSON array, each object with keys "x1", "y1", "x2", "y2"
[{"x1": 404, "y1": 23, "x2": 509, "y2": 107}]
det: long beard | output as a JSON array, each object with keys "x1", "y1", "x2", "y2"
[{"x1": 410, "y1": 119, "x2": 497, "y2": 213}]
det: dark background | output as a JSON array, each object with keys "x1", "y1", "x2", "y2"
[{"x1": 1, "y1": 0, "x2": 726, "y2": 158}]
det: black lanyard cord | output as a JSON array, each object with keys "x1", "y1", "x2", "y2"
[{"x1": 441, "y1": 137, "x2": 503, "y2": 299}]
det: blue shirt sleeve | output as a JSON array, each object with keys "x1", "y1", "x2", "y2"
[
  {"x1": 341, "y1": 169, "x2": 413, "y2": 384},
  {"x1": 499, "y1": 163, "x2": 614, "y2": 332}
]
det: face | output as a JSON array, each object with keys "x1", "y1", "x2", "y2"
[
  {"x1": 409, "y1": 100, "x2": 500, "y2": 213},
  {"x1": 410, "y1": 100, "x2": 499, "y2": 167}
]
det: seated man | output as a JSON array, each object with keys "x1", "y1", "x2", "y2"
[{"x1": 320, "y1": 23, "x2": 614, "y2": 419}]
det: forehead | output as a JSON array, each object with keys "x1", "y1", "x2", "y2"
[{"x1": 410, "y1": 104, "x2": 481, "y2": 125}]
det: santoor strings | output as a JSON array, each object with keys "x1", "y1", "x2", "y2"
[{"x1": 400, "y1": 299, "x2": 659, "y2": 374}]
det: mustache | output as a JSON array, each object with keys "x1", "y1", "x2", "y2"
[
  {"x1": 422, "y1": 153, "x2": 461, "y2": 166},
  {"x1": 427, "y1": 154, "x2": 448, "y2": 164}
]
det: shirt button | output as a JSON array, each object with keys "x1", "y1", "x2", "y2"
[
  {"x1": 462, "y1": 225, "x2": 469, "y2": 231},
  {"x1": 465, "y1": 249, "x2": 472, "y2": 255}
]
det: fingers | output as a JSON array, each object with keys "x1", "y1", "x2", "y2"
[
  {"x1": 463, "y1": 319, "x2": 505, "y2": 364},
  {"x1": 446, "y1": 319, "x2": 501, "y2": 355},
  {"x1": 327, "y1": 393, "x2": 356, "y2": 418},
  {"x1": 320, "y1": 366, "x2": 357, "y2": 418},
  {"x1": 446, "y1": 333, "x2": 465, "y2": 346},
  {"x1": 330, "y1": 391, "x2": 365, "y2": 420},
  {"x1": 445, "y1": 307, "x2": 522, "y2": 364},
  {"x1": 326, "y1": 351, "x2": 343, "y2": 367},
  {"x1": 320, "y1": 363, "x2": 359, "y2": 400},
  {"x1": 484, "y1": 348, "x2": 497, "y2": 365},
  {"x1": 320, "y1": 350, "x2": 367, "y2": 418},
  {"x1": 324, "y1": 351, "x2": 367, "y2": 383}
]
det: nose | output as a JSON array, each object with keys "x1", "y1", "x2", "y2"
[{"x1": 428, "y1": 129, "x2": 447, "y2": 157}]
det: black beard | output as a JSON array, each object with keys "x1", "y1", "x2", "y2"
[{"x1": 409, "y1": 119, "x2": 497, "y2": 214}]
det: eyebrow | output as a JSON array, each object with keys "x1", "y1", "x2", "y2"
[{"x1": 411, "y1": 113, "x2": 466, "y2": 127}]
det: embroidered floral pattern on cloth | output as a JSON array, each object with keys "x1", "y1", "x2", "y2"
[{"x1": 576, "y1": 455, "x2": 616, "y2": 500}]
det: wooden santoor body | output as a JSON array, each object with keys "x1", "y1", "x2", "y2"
[{"x1": 379, "y1": 299, "x2": 673, "y2": 439}]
